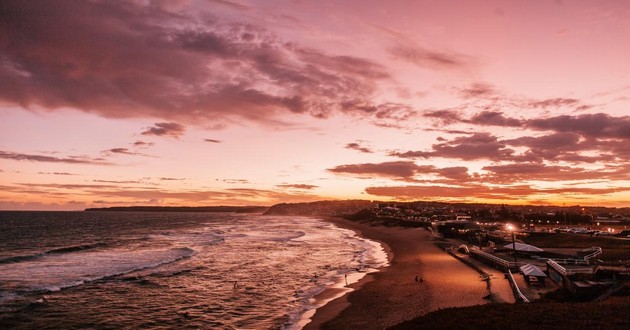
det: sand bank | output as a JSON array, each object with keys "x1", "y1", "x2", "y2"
[{"x1": 303, "y1": 218, "x2": 493, "y2": 329}]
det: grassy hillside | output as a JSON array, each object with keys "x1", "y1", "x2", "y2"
[
  {"x1": 522, "y1": 233, "x2": 630, "y2": 261},
  {"x1": 391, "y1": 296, "x2": 630, "y2": 329}
]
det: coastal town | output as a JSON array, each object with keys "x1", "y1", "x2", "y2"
[{"x1": 265, "y1": 199, "x2": 630, "y2": 326}]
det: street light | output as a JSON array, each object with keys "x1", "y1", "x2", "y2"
[{"x1": 506, "y1": 224, "x2": 517, "y2": 263}]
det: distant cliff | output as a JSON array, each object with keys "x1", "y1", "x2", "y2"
[
  {"x1": 85, "y1": 206, "x2": 269, "y2": 213},
  {"x1": 263, "y1": 200, "x2": 377, "y2": 217}
]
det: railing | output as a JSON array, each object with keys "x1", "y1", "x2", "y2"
[
  {"x1": 547, "y1": 259, "x2": 595, "y2": 276},
  {"x1": 582, "y1": 246, "x2": 602, "y2": 260},
  {"x1": 549, "y1": 258, "x2": 589, "y2": 265},
  {"x1": 469, "y1": 247, "x2": 522, "y2": 269},
  {"x1": 507, "y1": 270, "x2": 529, "y2": 303}
]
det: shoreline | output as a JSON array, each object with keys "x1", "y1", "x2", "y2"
[
  {"x1": 298, "y1": 217, "x2": 393, "y2": 329},
  {"x1": 303, "y1": 217, "x2": 492, "y2": 329}
]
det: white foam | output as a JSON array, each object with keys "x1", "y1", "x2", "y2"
[
  {"x1": 0, "y1": 247, "x2": 195, "y2": 293},
  {"x1": 289, "y1": 221, "x2": 390, "y2": 330}
]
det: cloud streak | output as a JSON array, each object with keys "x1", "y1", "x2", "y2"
[
  {"x1": 0, "y1": 151, "x2": 110, "y2": 165},
  {"x1": 141, "y1": 122, "x2": 186, "y2": 138},
  {"x1": 345, "y1": 142, "x2": 373, "y2": 154}
]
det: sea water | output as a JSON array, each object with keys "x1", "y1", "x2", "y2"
[{"x1": 0, "y1": 211, "x2": 387, "y2": 329}]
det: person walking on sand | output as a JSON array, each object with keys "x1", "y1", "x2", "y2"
[
  {"x1": 345, "y1": 273, "x2": 348, "y2": 286},
  {"x1": 415, "y1": 275, "x2": 419, "y2": 283}
]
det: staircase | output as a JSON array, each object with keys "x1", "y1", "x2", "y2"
[{"x1": 582, "y1": 246, "x2": 602, "y2": 261}]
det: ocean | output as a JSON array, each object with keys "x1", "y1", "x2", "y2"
[{"x1": 0, "y1": 211, "x2": 388, "y2": 329}]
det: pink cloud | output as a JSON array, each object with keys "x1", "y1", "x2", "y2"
[
  {"x1": 0, "y1": 150, "x2": 111, "y2": 165},
  {"x1": 0, "y1": 1, "x2": 396, "y2": 126}
]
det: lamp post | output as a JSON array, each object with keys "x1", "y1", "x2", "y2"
[{"x1": 506, "y1": 224, "x2": 517, "y2": 263}]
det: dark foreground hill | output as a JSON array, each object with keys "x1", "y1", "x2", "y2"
[{"x1": 391, "y1": 289, "x2": 630, "y2": 329}]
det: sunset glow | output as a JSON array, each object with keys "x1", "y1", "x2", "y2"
[{"x1": 1, "y1": 0, "x2": 629, "y2": 210}]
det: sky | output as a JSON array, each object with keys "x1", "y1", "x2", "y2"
[{"x1": 1, "y1": 0, "x2": 629, "y2": 210}]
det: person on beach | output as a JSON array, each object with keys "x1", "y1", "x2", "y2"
[
  {"x1": 415, "y1": 275, "x2": 419, "y2": 283},
  {"x1": 345, "y1": 273, "x2": 348, "y2": 286}
]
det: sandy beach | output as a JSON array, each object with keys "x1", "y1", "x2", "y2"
[{"x1": 304, "y1": 218, "x2": 494, "y2": 329}]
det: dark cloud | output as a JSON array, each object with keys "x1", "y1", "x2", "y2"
[
  {"x1": 435, "y1": 167, "x2": 471, "y2": 181},
  {"x1": 422, "y1": 109, "x2": 463, "y2": 126},
  {"x1": 160, "y1": 177, "x2": 185, "y2": 181},
  {"x1": 528, "y1": 98, "x2": 579, "y2": 109},
  {"x1": 502, "y1": 132, "x2": 584, "y2": 162},
  {"x1": 387, "y1": 150, "x2": 433, "y2": 159},
  {"x1": 204, "y1": 139, "x2": 222, "y2": 143},
  {"x1": 104, "y1": 148, "x2": 139, "y2": 155},
  {"x1": 468, "y1": 111, "x2": 522, "y2": 127},
  {"x1": 141, "y1": 122, "x2": 186, "y2": 138},
  {"x1": 133, "y1": 141, "x2": 154, "y2": 147},
  {"x1": 0, "y1": 1, "x2": 394, "y2": 126},
  {"x1": 338, "y1": 100, "x2": 417, "y2": 126},
  {"x1": 392, "y1": 125, "x2": 628, "y2": 165},
  {"x1": 391, "y1": 133, "x2": 514, "y2": 161},
  {"x1": 480, "y1": 163, "x2": 630, "y2": 184},
  {"x1": 458, "y1": 83, "x2": 496, "y2": 99},
  {"x1": 429, "y1": 133, "x2": 514, "y2": 160},
  {"x1": 327, "y1": 161, "x2": 470, "y2": 183},
  {"x1": 365, "y1": 184, "x2": 630, "y2": 200},
  {"x1": 38, "y1": 171, "x2": 77, "y2": 176},
  {"x1": 365, "y1": 185, "x2": 529, "y2": 200},
  {"x1": 0, "y1": 150, "x2": 111, "y2": 165},
  {"x1": 413, "y1": 111, "x2": 629, "y2": 164},
  {"x1": 327, "y1": 161, "x2": 432, "y2": 179},
  {"x1": 345, "y1": 142, "x2": 373, "y2": 154},
  {"x1": 526, "y1": 113, "x2": 630, "y2": 139}
]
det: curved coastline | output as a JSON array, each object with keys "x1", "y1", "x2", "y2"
[{"x1": 303, "y1": 217, "x2": 490, "y2": 329}]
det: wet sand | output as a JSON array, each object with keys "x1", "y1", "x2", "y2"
[{"x1": 304, "y1": 218, "x2": 491, "y2": 329}]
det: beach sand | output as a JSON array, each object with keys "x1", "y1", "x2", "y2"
[{"x1": 304, "y1": 218, "x2": 493, "y2": 329}]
